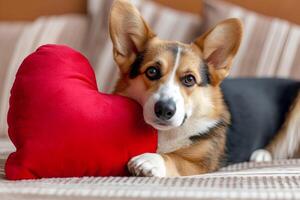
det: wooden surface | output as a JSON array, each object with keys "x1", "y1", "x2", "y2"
[
  {"x1": 225, "y1": 0, "x2": 300, "y2": 24},
  {"x1": 0, "y1": 0, "x2": 299, "y2": 25},
  {"x1": 153, "y1": 0, "x2": 202, "y2": 14},
  {"x1": 0, "y1": 0, "x2": 87, "y2": 21},
  {"x1": 154, "y1": 0, "x2": 300, "y2": 24}
]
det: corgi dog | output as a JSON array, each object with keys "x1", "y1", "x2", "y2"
[{"x1": 109, "y1": 0, "x2": 300, "y2": 177}]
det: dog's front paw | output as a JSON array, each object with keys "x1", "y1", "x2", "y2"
[
  {"x1": 250, "y1": 149, "x2": 272, "y2": 162},
  {"x1": 128, "y1": 153, "x2": 166, "y2": 177}
]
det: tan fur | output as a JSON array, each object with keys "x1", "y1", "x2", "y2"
[
  {"x1": 163, "y1": 137, "x2": 224, "y2": 176},
  {"x1": 162, "y1": 99, "x2": 230, "y2": 176},
  {"x1": 110, "y1": 0, "x2": 242, "y2": 176},
  {"x1": 266, "y1": 92, "x2": 300, "y2": 159}
]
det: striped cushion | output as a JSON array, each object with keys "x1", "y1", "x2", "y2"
[
  {"x1": 85, "y1": 0, "x2": 202, "y2": 93},
  {"x1": 201, "y1": 0, "x2": 300, "y2": 80},
  {"x1": 1, "y1": 139, "x2": 300, "y2": 199},
  {"x1": 0, "y1": 15, "x2": 89, "y2": 138}
]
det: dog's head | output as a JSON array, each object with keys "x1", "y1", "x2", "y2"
[{"x1": 109, "y1": 0, "x2": 242, "y2": 131}]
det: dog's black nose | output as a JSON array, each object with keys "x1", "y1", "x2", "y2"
[{"x1": 154, "y1": 100, "x2": 176, "y2": 120}]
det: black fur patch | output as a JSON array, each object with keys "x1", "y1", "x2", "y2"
[
  {"x1": 222, "y1": 78, "x2": 300, "y2": 164},
  {"x1": 198, "y1": 63, "x2": 211, "y2": 86},
  {"x1": 129, "y1": 51, "x2": 146, "y2": 79}
]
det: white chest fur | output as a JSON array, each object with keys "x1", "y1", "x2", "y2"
[{"x1": 157, "y1": 117, "x2": 218, "y2": 153}]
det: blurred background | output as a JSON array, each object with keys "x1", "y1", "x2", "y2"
[
  {"x1": 1, "y1": 0, "x2": 300, "y2": 23},
  {"x1": 0, "y1": 0, "x2": 299, "y2": 138}
]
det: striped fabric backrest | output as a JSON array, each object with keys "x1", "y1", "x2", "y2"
[
  {"x1": 0, "y1": 15, "x2": 89, "y2": 138},
  {"x1": 201, "y1": 0, "x2": 300, "y2": 80},
  {"x1": 85, "y1": 0, "x2": 202, "y2": 93}
]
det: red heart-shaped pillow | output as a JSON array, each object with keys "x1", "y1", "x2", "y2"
[{"x1": 5, "y1": 44, "x2": 157, "y2": 180}]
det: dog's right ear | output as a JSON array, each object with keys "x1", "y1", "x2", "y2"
[{"x1": 109, "y1": 0, "x2": 155, "y2": 73}]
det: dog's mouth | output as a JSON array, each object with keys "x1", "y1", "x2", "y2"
[
  {"x1": 147, "y1": 115, "x2": 187, "y2": 131},
  {"x1": 180, "y1": 114, "x2": 188, "y2": 126},
  {"x1": 155, "y1": 120, "x2": 170, "y2": 126},
  {"x1": 151, "y1": 121, "x2": 174, "y2": 131}
]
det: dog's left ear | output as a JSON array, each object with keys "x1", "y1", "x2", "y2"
[
  {"x1": 109, "y1": 0, "x2": 155, "y2": 74},
  {"x1": 194, "y1": 18, "x2": 243, "y2": 85}
]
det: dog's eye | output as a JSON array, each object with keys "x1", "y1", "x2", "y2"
[
  {"x1": 181, "y1": 75, "x2": 196, "y2": 87},
  {"x1": 145, "y1": 66, "x2": 161, "y2": 80}
]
